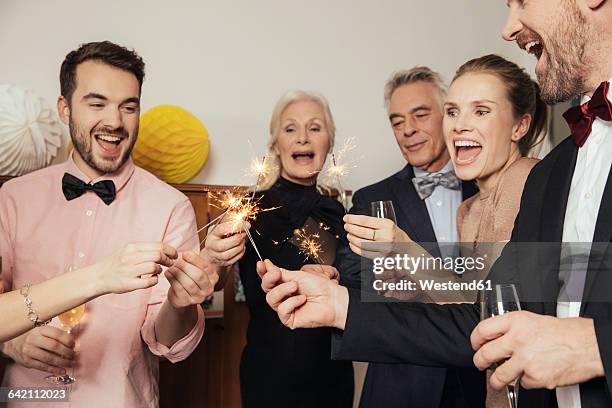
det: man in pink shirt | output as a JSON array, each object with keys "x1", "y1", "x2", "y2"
[{"x1": 0, "y1": 41, "x2": 218, "y2": 407}]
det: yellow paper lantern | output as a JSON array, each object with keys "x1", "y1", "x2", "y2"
[{"x1": 132, "y1": 105, "x2": 209, "y2": 183}]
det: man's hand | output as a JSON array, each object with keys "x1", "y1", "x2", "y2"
[
  {"x1": 201, "y1": 221, "x2": 248, "y2": 267},
  {"x1": 165, "y1": 251, "x2": 219, "y2": 308},
  {"x1": 344, "y1": 214, "x2": 412, "y2": 259},
  {"x1": 471, "y1": 311, "x2": 604, "y2": 390},
  {"x1": 300, "y1": 264, "x2": 340, "y2": 283},
  {"x1": 93, "y1": 242, "x2": 178, "y2": 295},
  {"x1": 2, "y1": 326, "x2": 75, "y2": 375},
  {"x1": 257, "y1": 259, "x2": 348, "y2": 330}
]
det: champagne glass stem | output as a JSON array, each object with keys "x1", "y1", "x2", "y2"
[{"x1": 506, "y1": 382, "x2": 518, "y2": 408}]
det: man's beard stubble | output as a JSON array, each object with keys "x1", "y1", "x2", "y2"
[
  {"x1": 537, "y1": 1, "x2": 591, "y2": 105},
  {"x1": 69, "y1": 117, "x2": 137, "y2": 175}
]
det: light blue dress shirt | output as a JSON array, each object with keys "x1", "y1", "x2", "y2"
[{"x1": 413, "y1": 161, "x2": 462, "y2": 259}]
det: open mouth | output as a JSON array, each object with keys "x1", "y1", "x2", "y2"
[
  {"x1": 291, "y1": 151, "x2": 315, "y2": 163},
  {"x1": 525, "y1": 40, "x2": 544, "y2": 60},
  {"x1": 518, "y1": 32, "x2": 546, "y2": 73},
  {"x1": 454, "y1": 140, "x2": 482, "y2": 165},
  {"x1": 94, "y1": 133, "x2": 125, "y2": 155}
]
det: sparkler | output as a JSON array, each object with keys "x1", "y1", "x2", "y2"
[
  {"x1": 293, "y1": 227, "x2": 324, "y2": 264},
  {"x1": 223, "y1": 195, "x2": 279, "y2": 261},
  {"x1": 324, "y1": 137, "x2": 357, "y2": 210},
  {"x1": 248, "y1": 155, "x2": 271, "y2": 200}
]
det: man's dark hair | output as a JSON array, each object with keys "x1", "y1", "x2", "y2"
[{"x1": 60, "y1": 41, "x2": 145, "y2": 104}]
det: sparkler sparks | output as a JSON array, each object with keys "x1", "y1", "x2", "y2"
[
  {"x1": 210, "y1": 189, "x2": 279, "y2": 259},
  {"x1": 293, "y1": 227, "x2": 324, "y2": 264},
  {"x1": 323, "y1": 138, "x2": 357, "y2": 210},
  {"x1": 249, "y1": 156, "x2": 272, "y2": 182}
]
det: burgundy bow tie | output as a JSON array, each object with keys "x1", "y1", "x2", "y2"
[{"x1": 563, "y1": 81, "x2": 611, "y2": 147}]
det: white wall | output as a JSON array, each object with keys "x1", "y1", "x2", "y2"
[{"x1": 0, "y1": 0, "x2": 533, "y2": 191}]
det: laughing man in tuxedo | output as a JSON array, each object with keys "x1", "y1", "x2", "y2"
[
  {"x1": 336, "y1": 67, "x2": 481, "y2": 408},
  {"x1": 258, "y1": 1, "x2": 612, "y2": 407}
]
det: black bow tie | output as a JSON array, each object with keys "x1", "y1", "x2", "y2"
[{"x1": 62, "y1": 173, "x2": 116, "y2": 205}]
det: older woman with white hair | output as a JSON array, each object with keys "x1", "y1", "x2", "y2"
[{"x1": 206, "y1": 90, "x2": 354, "y2": 407}]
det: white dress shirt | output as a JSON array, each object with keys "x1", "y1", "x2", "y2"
[{"x1": 557, "y1": 78, "x2": 612, "y2": 408}]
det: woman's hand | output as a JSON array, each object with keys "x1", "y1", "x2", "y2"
[
  {"x1": 343, "y1": 214, "x2": 412, "y2": 259},
  {"x1": 93, "y1": 242, "x2": 178, "y2": 295},
  {"x1": 201, "y1": 221, "x2": 249, "y2": 267}
]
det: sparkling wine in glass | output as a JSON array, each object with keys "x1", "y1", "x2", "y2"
[
  {"x1": 370, "y1": 201, "x2": 397, "y2": 295},
  {"x1": 371, "y1": 200, "x2": 397, "y2": 223},
  {"x1": 480, "y1": 284, "x2": 521, "y2": 408},
  {"x1": 45, "y1": 266, "x2": 86, "y2": 386},
  {"x1": 45, "y1": 304, "x2": 85, "y2": 386}
]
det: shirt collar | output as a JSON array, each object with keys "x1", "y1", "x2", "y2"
[
  {"x1": 580, "y1": 77, "x2": 612, "y2": 105},
  {"x1": 64, "y1": 152, "x2": 136, "y2": 193},
  {"x1": 413, "y1": 159, "x2": 454, "y2": 177}
]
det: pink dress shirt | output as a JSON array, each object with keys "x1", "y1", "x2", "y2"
[{"x1": 0, "y1": 155, "x2": 204, "y2": 407}]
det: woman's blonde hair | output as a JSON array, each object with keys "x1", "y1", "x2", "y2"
[{"x1": 258, "y1": 90, "x2": 336, "y2": 190}]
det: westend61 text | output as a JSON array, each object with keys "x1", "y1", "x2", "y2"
[{"x1": 372, "y1": 279, "x2": 492, "y2": 292}]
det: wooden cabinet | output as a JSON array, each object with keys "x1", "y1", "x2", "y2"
[{"x1": 158, "y1": 183, "x2": 248, "y2": 408}]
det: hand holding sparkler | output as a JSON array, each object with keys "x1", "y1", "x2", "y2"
[
  {"x1": 205, "y1": 192, "x2": 272, "y2": 264},
  {"x1": 201, "y1": 221, "x2": 249, "y2": 267}
]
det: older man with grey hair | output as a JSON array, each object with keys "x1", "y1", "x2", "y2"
[{"x1": 336, "y1": 67, "x2": 482, "y2": 408}]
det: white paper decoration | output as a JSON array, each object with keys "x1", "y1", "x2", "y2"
[{"x1": 0, "y1": 84, "x2": 63, "y2": 176}]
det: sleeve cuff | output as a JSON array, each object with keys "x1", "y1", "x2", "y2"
[
  {"x1": 331, "y1": 288, "x2": 364, "y2": 361},
  {"x1": 142, "y1": 305, "x2": 205, "y2": 363},
  {"x1": 592, "y1": 315, "x2": 612, "y2": 394}
]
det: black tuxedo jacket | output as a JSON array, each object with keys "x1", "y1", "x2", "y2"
[
  {"x1": 332, "y1": 137, "x2": 612, "y2": 407},
  {"x1": 335, "y1": 165, "x2": 482, "y2": 408}
]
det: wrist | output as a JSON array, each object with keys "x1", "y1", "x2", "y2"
[
  {"x1": 82, "y1": 264, "x2": 110, "y2": 297},
  {"x1": 1, "y1": 340, "x2": 15, "y2": 360},
  {"x1": 332, "y1": 285, "x2": 349, "y2": 330}
]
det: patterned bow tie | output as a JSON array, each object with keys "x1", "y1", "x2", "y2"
[
  {"x1": 563, "y1": 81, "x2": 611, "y2": 147},
  {"x1": 412, "y1": 170, "x2": 461, "y2": 200},
  {"x1": 62, "y1": 173, "x2": 116, "y2": 205}
]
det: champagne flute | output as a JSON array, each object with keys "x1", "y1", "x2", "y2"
[
  {"x1": 45, "y1": 266, "x2": 86, "y2": 386},
  {"x1": 371, "y1": 200, "x2": 397, "y2": 223},
  {"x1": 370, "y1": 201, "x2": 397, "y2": 295},
  {"x1": 480, "y1": 284, "x2": 521, "y2": 408},
  {"x1": 45, "y1": 304, "x2": 85, "y2": 385}
]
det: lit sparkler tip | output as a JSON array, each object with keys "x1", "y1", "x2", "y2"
[
  {"x1": 293, "y1": 227, "x2": 324, "y2": 263},
  {"x1": 249, "y1": 156, "x2": 271, "y2": 179}
]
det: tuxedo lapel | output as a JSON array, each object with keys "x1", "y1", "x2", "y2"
[
  {"x1": 392, "y1": 166, "x2": 440, "y2": 257},
  {"x1": 581, "y1": 165, "x2": 612, "y2": 312},
  {"x1": 541, "y1": 140, "x2": 578, "y2": 242},
  {"x1": 538, "y1": 140, "x2": 578, "y2": 313}
]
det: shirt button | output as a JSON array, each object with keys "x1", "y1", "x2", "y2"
[
  {"x1": 585, "y1": 192, "x2": 592, "y2": 200},
  {"x1": 78, "y1": 252, "x2": 85, "y2": 258},
  {"x1": 86, "y1": 210, "x2": 93, "y2": 217},
  {"x1": 436, "y1": 201, "x2": 443, "y2": 207}
]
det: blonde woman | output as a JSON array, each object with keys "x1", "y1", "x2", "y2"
[{"x1": 206, "y1": 90, "x2": 354, "y2": 407}]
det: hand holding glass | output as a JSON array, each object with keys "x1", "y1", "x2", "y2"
[
  {"x1": 371, "y1": 200, "x2": 397, "y2": 223},
  {"x1": 45, "y1": 266, "x2": 86, "y2": 386},
  {"x1": 480, "y1": 284, "x2": 521, "y2": 408}
]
